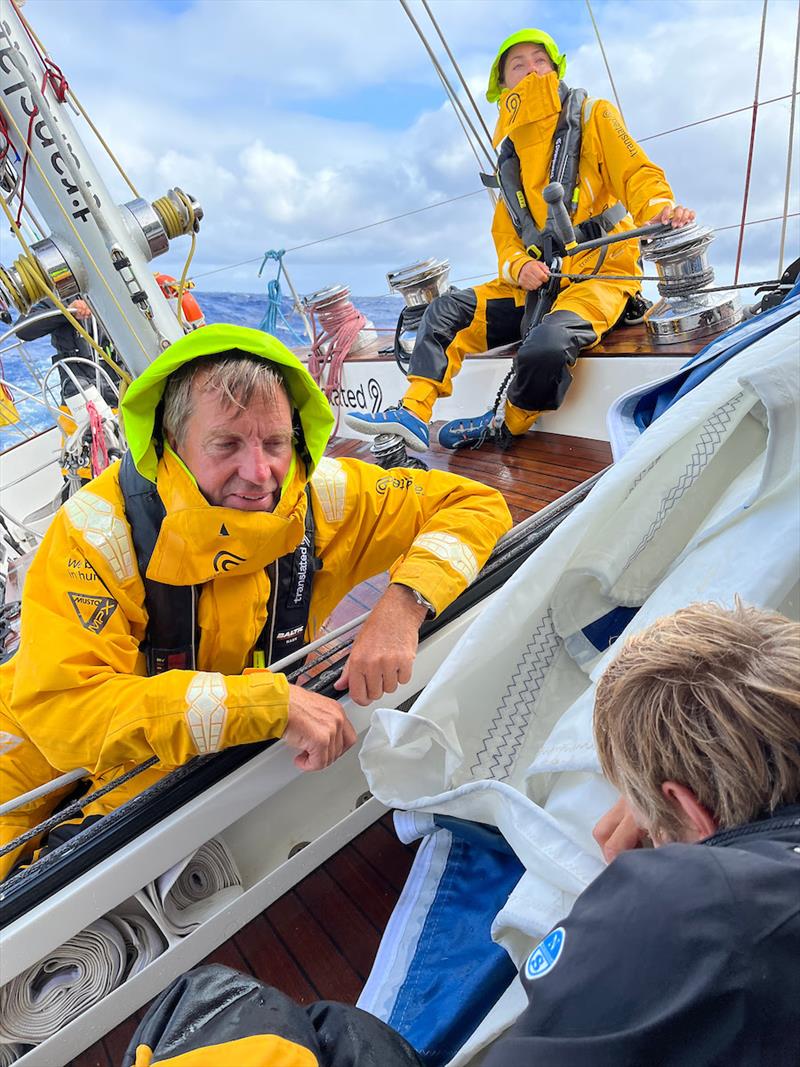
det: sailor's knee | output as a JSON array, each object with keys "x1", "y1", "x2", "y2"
[
  {"x1": 517, "y1": 323, "x2": 572, "y2": 377},
  {"x1": 422, "y1": 287, "x2": 478, "y2": 337}
]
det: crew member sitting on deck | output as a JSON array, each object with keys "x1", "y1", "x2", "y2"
[
  {"x1": 347, "y1": 28, "x2": 695, "y2": 453},
  {"x1": 0, "y1": 324, "x2": 511, "y2": 876}
]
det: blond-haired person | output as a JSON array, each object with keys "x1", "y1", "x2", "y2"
[{"x1": 484, "y1": 601, "x2": 800, "y2": 1067}]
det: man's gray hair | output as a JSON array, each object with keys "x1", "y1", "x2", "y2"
[{"x1": 162, "y1": 350, "x2": 291, "y2": 448}]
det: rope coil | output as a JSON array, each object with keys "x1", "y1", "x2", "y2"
[{"x1": 306, "y1": 287, "x2": 368, "y2": 429}]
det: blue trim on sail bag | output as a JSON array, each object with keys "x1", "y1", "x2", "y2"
[
  {"x1": 633, "y1": 281, "x2": 800, "y2": 433},
  {"x1": 384, "y1": 821, "x2": 523, "y2": 1067}
]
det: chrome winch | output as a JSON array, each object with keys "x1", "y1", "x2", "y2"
[
  {"x1": 302, "y1": 284, "x2": 377, "y2": 356},
  {"x1": 365, "y1": 259, "x2": 452, "y2": 471},
  {"x1": 641, "y1": 223, "x2": 742, "y2": 344},
  {"x1": 386, "y1": 258, "x2": 451, "y2": 307}
]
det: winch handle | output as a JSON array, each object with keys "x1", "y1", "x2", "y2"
[{"x1": 543, "y1": 182, "x2": 576, "y2": 250}]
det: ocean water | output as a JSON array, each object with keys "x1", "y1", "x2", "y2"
[{"x1": 0, "y1": 292, "x2": 404, "y2": 450}]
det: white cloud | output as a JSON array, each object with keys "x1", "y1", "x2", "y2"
[{"x1": 12, "y1": 0, "x2": 799, "y2": 307}]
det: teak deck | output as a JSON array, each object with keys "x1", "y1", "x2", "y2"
[{"x1": 77, "y1": 428, "x2": 612, "y2": 1067}]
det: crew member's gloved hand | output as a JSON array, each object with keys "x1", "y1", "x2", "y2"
[
  {"x1": 592, "y1": 796, "x2": 648, "y2": 862},
  {"x1": 334, "y1": 583, "x2": 428, "y2": 706},
  {"x1": 517, "y1": 259, "x2": 551, "y2": 291},
  {"x1": 648, "y1": 204, "x2": 695, "y2": 228},
  {"x1": 284, "y1": 684, "x2": 356, "y2": 771}
]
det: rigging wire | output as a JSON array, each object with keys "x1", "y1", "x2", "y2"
[
  {"x1": 397, "y1": 0, "x2": 496, "y2": 172},
  {"x1": 778, "y1": 5, "x2": 800, "y2": 276},
  {"x1": 10, "y1": 0, "x2": 141, "y2": 199},
  {"x1": 0, "y1": 92, "x2": 147, "y2": 366},
  {"x1": 419, "y1": 0, "x2": 495, "y2": 149},
  {"x1": 584, "y1": 0, "x2": 625, "y2": 121},
  {"x1": 192, "y1": 190, "x2": 484, "y2": 280},
  {"x1": 735, "y1": 0, "x2": 770, "y2": 284},
  {"x1": 438, "y1": 72, "x2": 498, "y2": 205},
  {"x1": 638, "y1": 92, "x2": 796, "y2": 143}
]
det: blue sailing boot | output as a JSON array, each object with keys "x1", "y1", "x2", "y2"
[
  {"x1": 437, "y1": 409, "x2": 513, "y2": 450},
  {"x1": 344, "y1": 405, "x2": 429, "y2": 451}
]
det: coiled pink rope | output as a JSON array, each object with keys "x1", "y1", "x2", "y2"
[
  {"x1": 308, "y1": 298, "x2": 366, "y2": 431},
  {"x1": 87, "y1": 401, "x2": 109, "y2": 476}
]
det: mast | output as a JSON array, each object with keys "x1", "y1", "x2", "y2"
[{"x1": 0, "y1": 1, "x2": 201, "y2": 376}]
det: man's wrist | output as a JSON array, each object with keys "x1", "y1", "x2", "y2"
[{"x1": 392, "y1": 583, "x2": 435, "y2": 620}]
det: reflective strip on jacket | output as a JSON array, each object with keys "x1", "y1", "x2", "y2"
[{"x1": 7, "y1": 449, "x2": 511, "y2": 804}]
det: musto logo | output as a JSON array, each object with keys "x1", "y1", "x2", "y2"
[{"x1": 328, "y1": 378, "x2": 383, "y2": 413}]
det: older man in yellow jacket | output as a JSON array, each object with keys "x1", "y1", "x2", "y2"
[
  {"x1": 0, "y1": 324, "x2": 511, "y2": 876},
  {"x1": 348, "y1": 28, "x2": 695, "y2": 452}
]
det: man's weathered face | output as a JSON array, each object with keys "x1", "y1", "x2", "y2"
[
  {"x1": 174, "y1": 372, "x2": 294, "y2": 511},
  {"x1": 501, "y1": 43, "x2": 556, "y2": 90}
]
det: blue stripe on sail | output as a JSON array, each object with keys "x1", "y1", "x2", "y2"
[
  {"x1": 633, "y1": 284, "x2": 800, "y2": 433},
  {"x1": 387, "y1": 828, "x2": 523, "y2": 1067}
]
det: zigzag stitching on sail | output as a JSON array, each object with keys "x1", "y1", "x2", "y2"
[
  {"x1": 623, "y1": 392, "x2": 745, "y2": 570},
  {"x1": 469, "y1": 610, "x2": 560, "y2": 780}
]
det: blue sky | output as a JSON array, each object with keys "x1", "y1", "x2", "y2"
[{"x1": 14, "y1": 0, "x2": 800, "y2": 300}]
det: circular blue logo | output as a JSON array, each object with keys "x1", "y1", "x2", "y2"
[{"x1": 524, "y1": 926, "x2": 566, "y2": 981}]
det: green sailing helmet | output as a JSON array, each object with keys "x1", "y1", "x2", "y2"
[
  {"x1": 486, "y1": 29, "x2": 566, "y2": 102},
  {"x1": 121, "y1": 324, "x2": 334, "y2": 482}
]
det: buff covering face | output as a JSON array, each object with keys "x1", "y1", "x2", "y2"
[{"x1": 168, "y1": 372, "x2": 295, "y2": 512}]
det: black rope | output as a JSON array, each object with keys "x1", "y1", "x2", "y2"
[
  {"x1": 0, "y1": 755, "x2": 159, "y2": 859},
  {"x1": 551, "y1": 271, "x2": 784, "y2": 292},
  {"x1": 393, "y1": 304, "x2": 426, "y2": 375}
]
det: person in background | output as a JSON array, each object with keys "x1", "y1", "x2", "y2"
[
  {"x1": 347, "y1": 28, "x2": 694, "y2": 454},
  {"x1": 15, "y1": 297, "x2": 121, "y2": 407}
]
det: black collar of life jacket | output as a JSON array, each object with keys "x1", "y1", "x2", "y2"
[
  {"x1": 118, "y1": 450, "x2": 320, "y2": 676},
  {"x1": 483, "y1": 83, "x2": 626, "y2": 261}
]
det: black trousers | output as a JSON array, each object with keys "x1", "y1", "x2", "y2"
[
  {"x1": 124, "y1": 964, "x2": 424, "y2": 1067},
  {"x1": 407, "y1": 282, "x2": 597, "y2": 415}
]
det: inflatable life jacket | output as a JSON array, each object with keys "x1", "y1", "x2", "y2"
[
  {"x1": 118, "y1": 451, "x2": 319, "y2": 676},
  {"x1": 485, "y1": 86, "x2": 627, "y2": 262},
  {"x1": 155, "y1": 273, "x2": 206, "y2": 331}
]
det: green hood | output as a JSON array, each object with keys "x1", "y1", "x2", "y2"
[
  {"x1": 486, "y1": 29, "x2": 566, "y2": 102},
  {"x1": 121, "y1": 324, "x2": 334, "y2": 482}
]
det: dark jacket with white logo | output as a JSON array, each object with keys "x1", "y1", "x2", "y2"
[{"x1": 485, "y1": 806, "x2": 800, "y2": 1066}]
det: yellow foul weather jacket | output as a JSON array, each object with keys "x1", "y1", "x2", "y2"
[
  {"x1": 1, "y1": 326, "x2": 511, "y2": 875},
  {"x1": 491, "y1": 71, "x2": 676, "y2": 304}
]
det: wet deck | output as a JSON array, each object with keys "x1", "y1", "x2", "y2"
[{"x1": 77, "y1": 428, "x2": 612, "y2": 1066}]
